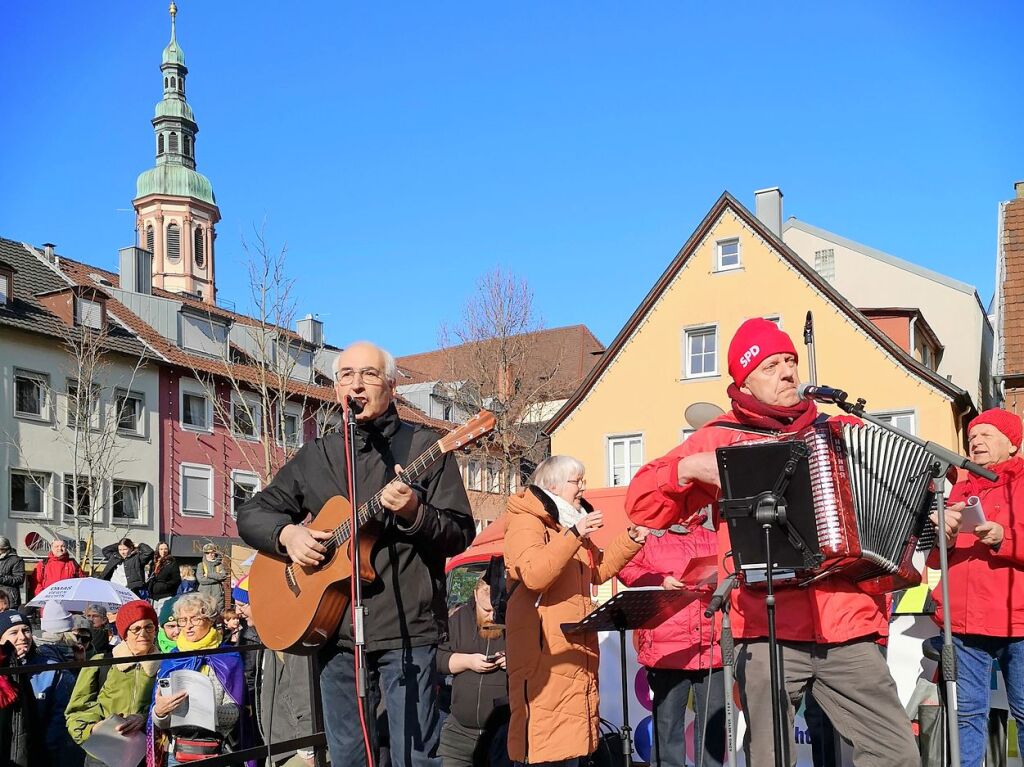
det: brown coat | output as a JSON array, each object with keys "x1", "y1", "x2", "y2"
[{"x1": 503, "y1": 486, "x2": 642, "y2": 763}]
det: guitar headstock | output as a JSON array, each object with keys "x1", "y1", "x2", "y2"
[{"x1": 439, "y1": 410, "x2": 497, "y2": 454}]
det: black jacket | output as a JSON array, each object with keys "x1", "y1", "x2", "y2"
[
  {"x1": 437, "y1": 595, "x2": 508, "y2": 729},
  {"x1": 99, "y1": 543, "x2": 154, "y2": 595},
  {"x1": 237, "y1": 404, "x2": 475, "y2": 652},
  {"x1": 0, "y1": 552, "x2": 25, "y2": 609},
  {"x1": 147, "y1": 556, "x2": 181, "y2": 600}
]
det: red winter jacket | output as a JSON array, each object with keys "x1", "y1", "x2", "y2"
[
  {"x1": 625, "y1": 412, "x2": 890, "y2": 645},
  {"x1": 928, "y1": 456, "x2": 1024, "y2": 637},
  {"x1": 33, "y1": 553, "x2": 83, "y2": 596},
  {"x1": 617, "y1": 528, "x2": 722, "y2": 670}
]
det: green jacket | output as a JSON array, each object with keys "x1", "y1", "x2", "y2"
[{"x1": 64, "y1": 643, "x2": 160, "y2": 745}]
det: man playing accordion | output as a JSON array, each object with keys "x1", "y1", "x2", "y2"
[{"x1": 626, "y1": 318, "x2": 920, "y2": 767}]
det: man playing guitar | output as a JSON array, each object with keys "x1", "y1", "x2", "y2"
[{"x1": 237, "y1": 341, "x2": 475, "y2": 767}]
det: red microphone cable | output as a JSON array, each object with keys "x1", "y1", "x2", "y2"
[{"x1": 342, "y1": 399, "x2": 375, "y2": 767}]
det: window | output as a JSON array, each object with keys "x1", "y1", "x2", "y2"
[
  {"x1": 608, "y1": 434, "x2": 643, "y2": 487},
  {"x1": 112, "y1": 480, "x2": 145, "y2": 522},
  {"x1": 716, "y1": 238, "x2": 741, "y2": 271},
  {"x1": 442, "y1": 402, "x2": 454, "y2": 421},
  {"x1": 170, "y1": 77, "x2": 176, "y2": 90},
  {"x1": 146, "y1": 225, "x2": 155, "y2": 253},
  {"x1": 10, "y1": 470, "x2": 49, "y2": 518},
  {"x1": 167, "y1": 223, "x2": 180, "y2": 261},
  {"x1": 680, "y1": 427, "x2": 696, "y2": 443},
  {"x1": 180, "y1": 313, "x2": 228, "y2": 356},
  {"x1": 181, "y1": 464, "x2": 213, "y2": 516},
  {"x1": 158, "y1": 134, "x2": 165, "y2": 155},
  {"x1": 466, "y1": 460, "x2": 482, "y2": 491},
  {"x1": 76, "y1": 297, "x2": 103, "y2": 329},
  {"x1": 115, "y1": 390, "x2": 145, "y2": 436},
  {"x1": 14, "y1": 370, "x2": 49, "y2": 419},
  {"x1": 684, "y1": 326, "x2": 718, "y2": 378},
  {"x1": 164, "y1": 77, "x2": 168, "y2": 89},
  {"x1": 62, "y1": 475, "x2": 93, "y2": 519},
  {"x1": 814, "y1": 248, "x2": 836, "y2": 281},
  {"x1": 0, "y1": 272, "x2": 9, "y2": 306},
  {"x1": 66, "y1": 380, "x2": 99, "y2": 429},
  {"x1": 232, "y1": 396, "x2": 261, "y2": 440},
  {"x1": 180, "y1": 385, "x2": 212, "y2": 432},
  {"x1": 169, "y1": 132, "x2": 179, "y2": 153},
  {"x1": 194, "y1": 227, "x2": 205, "y2": 268},
  {"x1": 278, "y1": 407, "x2": 302, "y2": 447},
  {"x1": 871, "y1": 410, "x2": 916, "y2": 436},
  {"x1": 764, "y1": 314, "x2": 782, "y2": 328},
  {"x1": 231, "y1": 471, "x2": 260, "y2": 518},
  {"x1": 485, "y1": 462, "x2": 502, "y2": 494},
  {"x1": 183, "y1": 134, "x2": 191, "y2": 157}
]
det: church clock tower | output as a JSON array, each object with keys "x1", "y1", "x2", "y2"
[{"x1": 133, "y1": 2, "x2": 220, "y2": 304}]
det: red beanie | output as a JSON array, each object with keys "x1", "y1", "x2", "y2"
[
  {"x1": 727, "y1": 318, "x2": 798, "y2": 386},
  {"x1": 116, "y1": 599, "x2": 158, "y2": 638},
  {"x1": 969, "y1": 408, "x2": 1023, "y2": 449}
]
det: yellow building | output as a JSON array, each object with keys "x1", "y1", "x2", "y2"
[{"x1": 547, "y1": 191, "x2": 974, "y2": 488}]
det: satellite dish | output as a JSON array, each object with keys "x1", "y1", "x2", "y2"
[{"x1": 684, "y1": 402, "x2": 725, "y2": 429}]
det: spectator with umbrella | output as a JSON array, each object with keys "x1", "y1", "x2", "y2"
[{"x1": 33, "y1": 540, "x2": 84, "y2": 598}]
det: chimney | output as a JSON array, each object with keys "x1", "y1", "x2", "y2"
[
  {"x1": 1016, "y1": 180, "x2": 1024, "y2": 199},
  {"x1": 297, "y1": 313, "x2": 324, "y2": 347},
  {"x1": 41, "y1": 243, "x2": 56, "y2": 263},
  {"x1": 754, "y1": 187, "x2": 784, "y2": 237},
  {"x1": 119, "y1": 246, "x2": 153, "y2": 295}
]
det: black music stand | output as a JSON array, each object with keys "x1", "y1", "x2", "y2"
[{"x1": 563, "y1": 588, "x2": 701, "y2": 767}]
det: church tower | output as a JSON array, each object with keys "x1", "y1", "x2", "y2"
[{"x1": 133, "y1": 2, "x2": 220, "y2": 304}]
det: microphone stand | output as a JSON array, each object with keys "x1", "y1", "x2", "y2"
[
  {"x1": 826, "y1": 393, "x2": 997, "y2": 767},
  {"x1": 345, "y1": 399, "x2": 370, "y2": 708},
  {"x1": 705, "y1": 575, "x2": 738, "y2": 767}
]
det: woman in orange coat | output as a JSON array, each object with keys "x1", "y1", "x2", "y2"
[{"x1": 504, "y1": 455, "x2": 649, "y2": 766}]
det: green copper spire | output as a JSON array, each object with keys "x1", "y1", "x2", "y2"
[{"x1": 136, "y1": 2, "x2": 216, "y2": 205}]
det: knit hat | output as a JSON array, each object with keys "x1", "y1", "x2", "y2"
[
  {"x1": 115, "y1": 600, "x2": 157, "y2": 638},
  {"x1": 232, "y1": 574, "x2": 249, "y2": 605},
  {"x1": 158, "y1": 599, "x2": 177, "y2": 628},
  {"x1": 0, "y1": 610, "x2": 27, "y2": 638},
  {"x1": 727, "y1": 318, "x2": 798, "y2": 387},
  {"x1": 41, "y1": 600, "x2": 73, "y2": 634},
  {"x1": 969, "y1": 408, "x2": 1023, "y2": 450}
]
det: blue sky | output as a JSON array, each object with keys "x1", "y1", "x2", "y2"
[{"x1": 2, "y1": 2, "x2": 1021, "y2": 355}]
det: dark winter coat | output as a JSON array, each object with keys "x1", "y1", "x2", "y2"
[
  {"x1": 236, "y1": 403, "x2": 475, "y2": 651},
  {"x1": 437, "y1": 594, "x2": 507, "y2": 730},
  {"x1": 197, "y1": 553, "x2": 228, "y2": 604},
  {"x1": 257, "y1": 644, "x2": 313, "y2": 762},
  {"x1": 0, "y1": 552, "x2": 26, "y2": 609},
  {"x1": 99, "y1": 542, "x2": 154, "y2": 595},
  {"x1": 146, "y1": 555, "x2": 181, "y2": 600}
]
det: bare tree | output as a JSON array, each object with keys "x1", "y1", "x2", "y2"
[{"x1": 438, "y1": 267, "x2": 564, "y2": 498}]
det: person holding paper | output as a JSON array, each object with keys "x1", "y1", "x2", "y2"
[
  {"x1": 149, "y1": 592, "x2": 246, "y2": 766},
  {"x1": 65, "y1": 600, "x2": 160, "y2": 767},
  {"x1": 617, "y1": 525, "x2": 724, "y2": 767},
  {"x1": 927, "y1": 408, "x2": 1024, "y2": 767}
]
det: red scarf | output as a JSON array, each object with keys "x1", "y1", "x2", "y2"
[
  {"x1": 727, "y1": 383, "x2": 819, "y2": 433},
  {"x1": 960, "y1": 456, "x2": 1024, "y2": 496}
]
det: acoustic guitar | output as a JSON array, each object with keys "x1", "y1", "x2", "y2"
[{"x1": 249, "y1": 410, "x2": 496, "y2": 653}]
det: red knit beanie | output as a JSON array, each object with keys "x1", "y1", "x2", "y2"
[
  {"x1": 116, "y1": 599, "x2": 158, "y2": 637},
  {"x1": 727, "y1": 318, "x2": 798, "y2": 386},
  {"x1": 969, "y1": 408, "x2": 1023, "y2": 450}
]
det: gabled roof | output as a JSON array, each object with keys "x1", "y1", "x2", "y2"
[
  {"x1": 396, "y1": 324, "x2": 604, "y2": 400},
  {"x1": 545, "y1": 192, "x2": 972, "y2": 434}
]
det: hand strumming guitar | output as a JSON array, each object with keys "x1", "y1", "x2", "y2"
[
  {"x1": 279, "y1": 524, "x2": 333, "y2": 567},
  {"x1": 380, "y1": 464, "x2": 420, "y2": 522}
]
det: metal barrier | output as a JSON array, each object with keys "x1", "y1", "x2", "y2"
[{"x1": 1, "y1": 642, "x2": 329, "y2": 766}]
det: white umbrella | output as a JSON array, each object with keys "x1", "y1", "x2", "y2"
[{"x1": 26, "y1": 577, "x2": 139, "y2": 612}]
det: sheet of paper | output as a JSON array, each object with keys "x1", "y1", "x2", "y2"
[
  {"x1": 83, "y1": 715, "x2": 147, "y2": 767},
  {"x1": 169, "y1": 668, "x2": 217, "y2": 731},
  {"x1": 960, "y1": 496, "x2": 986, "y2": 533}
]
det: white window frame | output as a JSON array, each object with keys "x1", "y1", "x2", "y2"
[
  {"x1": 111, "y1": 479, "x2": 148, "y2": 526},
  {"x1": 230, "y1": 470, "x2": 261, "y2": 518},
  {"x1": 0, "y1": 273, "x2": 9, "y2": 306},
  {"x1": 715, "y1": 238, "x2": 741, "y2": 272},
  {"x1": 277, "y1": 404, "x2": 304, "y2": 448},
  {"x1": 179, "y1": 379, "x2": 213, "y2": 433},
  {"x1": 66, "y1": 379, "x2": 101, "y2": 430},
  {"x1": 607, "y1": 433, "x2": 644, "y2": 487},
  {"x1": 8, "y1": 469, "x2": 52, "y2": 520},
  {"x1": 683, "y1": 325, "x2": 719, "y2": 379},
  {"x1": 485, "y1": 461, "x2": 502, "y2": 494},
  {"x1": 680, "y1": 427, "x2": 696, "y2": 443},
  {"x1": 114, "y1": 389, "x2": 146, "y2": 437},
  {"x1": 62, "y1": 473, "x2": 100, "y2": 522},
  {"x1": 75, "y1": 296, "x2": 103, "y2": 329},
  {"x1": 13, "y1": 369, "x2": 50, "y2": 422},
  {"x1": 180, "y1": 463, "x2": 214, "y2": 517},
  {"x1": 231, "y1": 393, "x2": 262, "y2": 441},
  {"x1": 764, "y1": 314, "x2": 782, "y2": 328},
  {"x1": 465, "y1": 459, "x2": 482, "y2": 492},
  {"x1": 870, "y1": 409, "x2": 917, "y2": 436}
]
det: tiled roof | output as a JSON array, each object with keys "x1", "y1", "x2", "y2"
[
  {"x1": 0, "y1": 238, "x2": 147, "y2": 358},
  {"x1": 396, "y1": 324, "x2": 604, "y2": 400}
]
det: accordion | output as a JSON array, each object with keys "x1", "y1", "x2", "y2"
[{"x1": 717, "y1": 419, "x2": 938, "y2": 594}]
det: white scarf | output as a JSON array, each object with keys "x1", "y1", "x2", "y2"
[{"x1": 539, "y1": 487, "x2": 587, "y2": 530}]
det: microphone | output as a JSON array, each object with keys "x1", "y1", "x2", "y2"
[
  {"x1": 704, "y1": 574, "x2": 738, "y2": 618},
  {"x1": 345, "y1": 396, "x2": 364, "y2": 415},
  {"x1": 797, "y1": 383, "x2": 848, "y2": 404}
]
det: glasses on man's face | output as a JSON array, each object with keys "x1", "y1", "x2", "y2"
[
  {"x1": 335, "y1": 367, "x2": 386, "y2": 387},
  {"x1": 175, "y1": 616, "x2": 210, "y2": 628},
  {"x1": 127, "y1": 623, "x2": 156, "y2": 636}
]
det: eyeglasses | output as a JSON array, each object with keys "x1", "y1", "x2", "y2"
[
  {"x1": 566, "y1": 478, "x2": 587, "y2": 489},
  {"x1": 126, "y1": 623, "x2": 156, "y2": 636},
  {"x1": 335, "y1": 367, "x2": 387, "y2": 386},
  {"x1": 175, "y1": 616, "x2": 211, "y2": 627}
]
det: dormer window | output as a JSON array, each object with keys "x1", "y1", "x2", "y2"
[
  {"x1": 0, "y1": 269, "x2": 11, "y2": 306},
  {"x1": 75, "y1": 296, "x2": 103, "y2": 330}
]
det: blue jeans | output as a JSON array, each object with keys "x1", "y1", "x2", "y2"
[
  {"x1": 319, "y1": 644, "x2": 441, "y2": 767},
  {"x1": 953, "y1": 633, "x2": 1024, "y2": 767}
]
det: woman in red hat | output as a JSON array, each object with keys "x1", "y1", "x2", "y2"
[{"x1": 927, "y1": 408, "x2": 1024, "y2": 767}]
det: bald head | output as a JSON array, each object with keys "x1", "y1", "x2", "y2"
[{"x1": 333, "y1": 342, "x2": 397, "y2": 421}]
